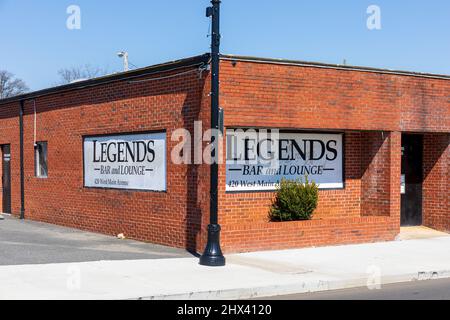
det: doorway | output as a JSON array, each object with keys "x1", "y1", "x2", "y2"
[
  {"x1": 2, "y1": 144, "x2": 11, "y2": 214},
  {"x1": 401, "y1": 134, "x2": 423, "y2": 226}
]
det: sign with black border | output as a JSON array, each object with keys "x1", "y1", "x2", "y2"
[
  {"x1": 226, "y1": 129, "x2": 344, "y2": 192},
  {"x1": 83, "y1": 131, "x2": 166, "y2": 191}
]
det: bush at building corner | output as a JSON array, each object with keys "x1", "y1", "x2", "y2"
[{"x1": 269, "y1": 177, "x2": 319, "y2": 222}]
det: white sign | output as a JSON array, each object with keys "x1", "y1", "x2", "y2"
[
  {"x1": 84, "y1": 132, "x2": 166, "y2": 191},
  {"x1": 401, "y1": 174, "x2": 406, "y2": 194},
  {"x1": 226, "y1": 130, "x2": 344, "y2": 192}
]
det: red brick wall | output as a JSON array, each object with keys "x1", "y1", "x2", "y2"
[
  {"x1": 3, "y1": 67, "x2": 211, "y2": 252},
  {"x1": 361, "y1": 132, "x2": 391, "y2": 217},
  {"x1": 219, "y1": 131, "x2": 402, "y2": 252},
  {"x1": 220, "y1": 59, "x2": 449, "y2": 133},
  {"x1": 0, "y1": 57, "x2": 447, "y2": 253},
  {"x1": 221, "y1": 217, "x2": 399, "y2": 253},
  {"x1": 389, "y1": 132, "x2": 402, "y2": 228},
  {"x1": 423, "y1": 133, "x2": 450, "y2": 232},
  {"x1": 217, "y1": 57, "x2": 446, "y2": 252}
]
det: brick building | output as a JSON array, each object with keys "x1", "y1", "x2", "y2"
[{"x1": 0, "y1": 54, "x2": 448, "y2": 253}]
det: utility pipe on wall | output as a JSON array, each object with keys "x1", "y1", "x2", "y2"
[{"x1": 19, "y1": 100, "x2": 25, "y2": 220}]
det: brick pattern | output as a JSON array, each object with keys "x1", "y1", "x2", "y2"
[
  {"x1": 219, "y1": 131, "x2": 402, "y2": 252},
  {"x1": 423, "y1": 133, "x2": 450, "y2": 232},
  {"x1": 221, "y1": 217, "x2": 399, "y2": 253},
  {"x1": 361, "y1": 132, "x2": 391, "y2": 217},
  {"x1": 389, "y1": 132, "x2": 402, "y2": 226},
  {"x1": 217, "y1": 58, "x2": 446, "y2": 252},
  {"x1": 0, "y1": 57, "x2": 447, "y2": 253},
  {"x1": 4, "y1": 68, "x2": 211, "y2": 252},
  {"x1": 220, "y1": 60, "x2": 449, "y2": 132}
]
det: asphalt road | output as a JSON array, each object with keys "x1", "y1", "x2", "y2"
[
  {"x1": 263, "y1": 278, "x2": 450, "y2": 300},
  {"x1": 0, "y1": 215, "x2": 192, "y2": 265}
]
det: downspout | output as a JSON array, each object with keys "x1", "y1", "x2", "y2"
[{"x1": 19, "y1": 100, "x2": 25, "y2": 220}]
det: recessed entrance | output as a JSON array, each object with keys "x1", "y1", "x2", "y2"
[{"x1": 401, "y1": 134, "x2": 423, "y2": 226}]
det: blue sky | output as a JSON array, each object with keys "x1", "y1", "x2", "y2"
[{"x1": 1, "y1": 0, "x2": 449, "y2": 91}]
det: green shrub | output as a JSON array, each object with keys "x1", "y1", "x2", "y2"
[{"x1": 269, "y1": 177, "x2": 319, "y2": 222}]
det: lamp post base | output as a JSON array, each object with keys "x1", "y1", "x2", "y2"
[{"x1": 199, "y1": 224, "x2": 226, "y2": 267}]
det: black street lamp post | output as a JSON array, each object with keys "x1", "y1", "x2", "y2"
[{"x1": 200, "y1": 0, "x2": 226, "y2": 267}]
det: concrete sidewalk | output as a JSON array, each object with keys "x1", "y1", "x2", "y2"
[{"x1": 0, "y1": 236, "x2": 449, "y2": 300}]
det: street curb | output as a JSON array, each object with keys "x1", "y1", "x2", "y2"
[{"x1": 137, "y1": 269, "x2": 450, "y2": 300}]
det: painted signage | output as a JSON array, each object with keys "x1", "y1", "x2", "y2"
[
  {"x1": 226, "y1": 129, "x2": 344, "y2": 191},
  {"x1": 84, "y1": 132, "x2": 166, "y2": 191}
]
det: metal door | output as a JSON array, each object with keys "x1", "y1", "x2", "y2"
[
  {"x1": 401, "y1": 135, "x2": 423, "y2": 226},
  {"x1": 2, "y1": 145, "x2": 11, "y2": 214}
]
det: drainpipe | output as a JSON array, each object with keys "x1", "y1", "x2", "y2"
[
  {"x1": 200, "y1": 0, "x2": 225, "y2": 267},
  {"x1": 19, "y1": 100, "x2": 25, "y2": 220}
]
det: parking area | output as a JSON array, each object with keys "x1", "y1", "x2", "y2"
[{"x1": 0, "y1": 215, "x2": 192, "y2": 266}]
